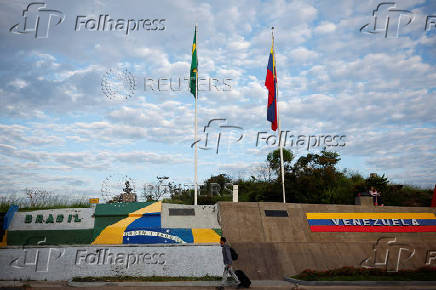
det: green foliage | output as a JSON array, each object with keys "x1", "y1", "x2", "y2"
[
  {"x1": 200, "y1": 174, "x2": 232, "y2": 197},
  {"x1": 72, "y1": 275, "x2": 221, "y2": 282},
  {"x1": 288, "y1": 149, "x2": 347, "y2": 204},
  {"x1": 267, "y1": 148, "x2": 293, "y2": 176},
  {"x1": 0, "y1": 195, "x2": 91, "y2": 213},
  {"x1": 382, "y1": 185, "x2": 433, "y2": 207},
  {"x1": 160, "y1": 149, "x2": 433, "y2": 207},
  {"x1": 236, "y1": 178, "x2": 272, "y2": 202},
  {"x1": 366, "y1": 173, "x2": 389, "y2": 193},
  {"x1": 293, "y1": 266, "x2": 436, "y2": 281}
]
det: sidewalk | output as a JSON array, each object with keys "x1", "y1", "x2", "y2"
[
  {"x1": 0, "y1": 280, "x2": 435, "y2": 289},
  {"x1": 0, "y1": 280, "x2": 290, "y2": 289}
]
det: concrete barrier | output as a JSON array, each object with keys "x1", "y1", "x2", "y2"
[
  {"x1": 0, "y1": 213, "x2": 5, "y2": 247},
  {"x1": 4, "y1": 202, "x2": 221, "y2": 246},
  {"x1": 218, "y1": 202, "x2": 436, "y2": 280},
  {"x1": 7, "y1": 208, "x2": 95, "y2": 246},
  {"x1": 0, "y1": 244, "x2": 223, "y2": 281},
  {"x1": 161, "y1": 204, "x2": 220, "y2": 229},
  {"x1": 93, "y1": 202, "x2": 221, "y2": 245},
  {"x1": 9, "y1": 208, "x2": 95, "y2": 231}
]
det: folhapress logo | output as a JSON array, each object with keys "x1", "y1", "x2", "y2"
[
  {"x1": 9, "y1": 2, "x2": 65, "y2": 39},
  {"x1": 75, "y1": 15, "x2": 166, "y2": 35},
  {"x1": 10, "y1": 2, "x2": 166, "y2": 39},
  {"x1": 360, "y1": 2, "x2": 414, "y2": 38}
]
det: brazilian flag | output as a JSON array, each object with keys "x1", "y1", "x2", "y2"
[{"x1": 190, "y1": 28, "x2": 198, "y2": 97}]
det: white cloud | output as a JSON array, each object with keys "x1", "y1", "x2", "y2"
[
  {"x1": 0, "y1": 0, "x2": 434, "y2": 193},
  {"x1": 8, "y1": 79, "x2": 28, "y2": 89},
  {"x1": 315, "y1": 21, "x2": 336, "y2": 33},
  {"x1": 289, "y1": 47, "x2": 319, "y2": 62}
]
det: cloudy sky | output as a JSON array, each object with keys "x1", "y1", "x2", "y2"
[{"x1": 0, "y1": 0, "x2": 435, "y2": 200}]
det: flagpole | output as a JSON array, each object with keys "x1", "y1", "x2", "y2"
[
  {"x1": 194, "y1": 24, "x2": 198, "y2": 206},
  {"x1": 272, "y1": 27, "x2": 286, "y2": 204}
]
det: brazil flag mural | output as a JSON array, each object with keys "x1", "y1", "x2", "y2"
[
  {"x1": 92, "y1": 201, "x2": 221, "y2": 245},
  {"x1": 4, "y1": 202, "x2": 221, "y2": 246}
]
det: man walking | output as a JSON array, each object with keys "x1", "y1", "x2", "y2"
[{"x1": 220, "y1": 236, "x2": 239, "y2": 286}]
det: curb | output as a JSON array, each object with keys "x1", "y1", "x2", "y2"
[
  {"x1": 284, "y1": 276, "x2": 436, "y2": 286},
  {"x1": 0, "y1": 281, "x2": 24, "y2": 287},
  {"x1": 66, "y1": 279, "x2": 291, "y2": 288},
  {"x1": 67, "y1": 280, "x2": 223, "y2": 287}
]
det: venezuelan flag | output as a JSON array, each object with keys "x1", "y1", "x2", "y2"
[
  {"x1": 265, "y1": 39, "x2": 277, "y2": 131},
  {"x1": 306, "y1": 213, "x2": 436, "y2": 232}
]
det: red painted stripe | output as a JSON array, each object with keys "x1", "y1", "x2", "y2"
[{"x1": 310, "y1": 225, "x2": 436, "y2": 232}]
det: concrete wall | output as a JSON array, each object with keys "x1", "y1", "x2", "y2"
[
  {"x1": 218, "y1": 202, "x2": 436, "y2": 280},
  {"x1": 93, "y1": 202, "x2": 221, "y2": 245},
  {"x1": 7, "y1": 208, "x2": 95, "y2": 246},
  {"x1": 161, "y1": 204, "x2": 220, "y2": 229},
  {"x1": 0, "y1": 213, "x2": 5, "y2": 247},
  {"x1": 5, "y1": 202, "x2": 221, "y2": 246},
  {"x1": 0, "y1": 244, "x2": 223, "y2": 281},
  {"x1": 9, "y1": 208, "x2": 95, "y2": 230}
]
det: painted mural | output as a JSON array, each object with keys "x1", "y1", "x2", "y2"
[
  {"x1": 2, "y1": 201, "x2": 221, "y2": 246},
  {"x1": 92, "y1": 201, "x2": 221, "y2": 244},
  {"x1": 6, "y1": 207, "x2": 95, "y2": 246},
  {"x1": 0, "y1": 205, "x2": 18, "y2": 247},
  {"x1": 307, "y1": 212, "x2": 436, "y2": 232}
]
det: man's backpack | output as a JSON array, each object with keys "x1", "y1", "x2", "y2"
[{"x1": 230, "y1": 247, "x2": 238, "y2": 260}]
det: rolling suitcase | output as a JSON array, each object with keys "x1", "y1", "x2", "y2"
[{"x1": 235, "y1": 270, "x2": 251, "y2": 288}]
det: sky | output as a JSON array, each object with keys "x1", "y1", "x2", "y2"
[{"x1": 0, "y1": 0, "x2": 435, "y2": 201}]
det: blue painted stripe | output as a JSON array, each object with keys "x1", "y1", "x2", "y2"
[
  {"x1": 307, "y1": 219, "x2": 436, "y2": 226},
  {"x1": 123, "y1": 228, "x2": 193, "y2": 244},
  {"x1": 4, "y1": 205, "x2": 18, "y2": 230},
  {"x1": 125, "y1": 213, "x2": 161, "y2": 230}
]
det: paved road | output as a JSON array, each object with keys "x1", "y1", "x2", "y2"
[{"x1": 1, "y1": 280, "x2": 436, "y2": 290}]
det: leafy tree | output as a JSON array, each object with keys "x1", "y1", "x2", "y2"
[
  {"x1": 318, "y1": 148, "x2": 340, "y2": 168},
  {"x1": 162, "y1": 149, "x2": 431, "y2": 207},
  {"x1": 288, "y1": 149, "x2": 345, "y2": 203},
  {"x1": 200, "y1": 174, "x2": 233, "y2": 197},
  {"x1": 365, "y1": 173, "x2": 389, "y2": 193},
  {"x1": 266, "y1": 148, "x2": 294, "y2": 177}
]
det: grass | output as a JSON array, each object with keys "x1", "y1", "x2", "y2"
[
  {"x1": 72, "y1": 275, "x2": 221, "y2": 282},
  {"x1": 0, "y1": 195, "x2": 91, "y2": 213},
  {"x1": 18, "y1": 202, "x2": 91, "y2": 212},
  {"x1": 292, "y1": 266, "x2": 436, "y2": 281}
]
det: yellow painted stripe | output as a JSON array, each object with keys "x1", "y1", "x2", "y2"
[
  {"x1": 192, "y1": 43, "x2": 196, "y2": 54},
  {"x1": 92, "y1": 202, "x2": 162, "y2": 245},
  {"x1": 192, "y1": 228, "x2": 220, "y2": 244},
  {"x1": 0, "y1": 230, "x2": 7, "y2": 247},
  {"x1": 306, "y1": 212, "x2": 436, "y2": 219}
]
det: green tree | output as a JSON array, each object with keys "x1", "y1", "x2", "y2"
[
  {"x1": 200, "y1": 174, "x2": 233, "y2": 197},
  {"x1": 266, "y1": 148, "x2": 294, "y2": 177},
  {"x1": 365, "y1": 174, "x2": 389, "y2": 193},
  {"x1": 289, "y1": 149, "x2": 349, "y2": 204}
]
